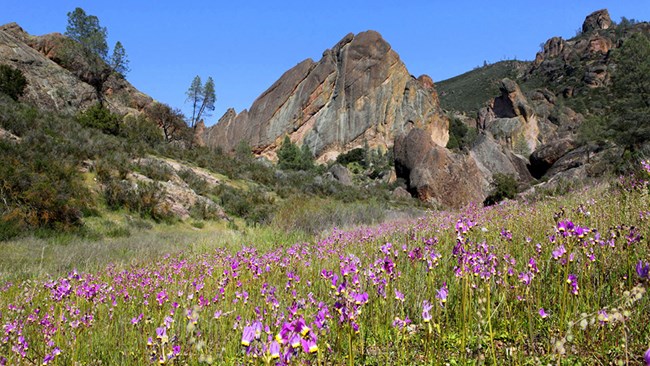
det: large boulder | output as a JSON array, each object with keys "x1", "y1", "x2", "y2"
[
  {"x1": 204, "y1": 31, "x2": 448, "y2": 162},
  {"x1": 394, "y1": 128, "x2": 485, "y2": 208},
  {"x1": 582, "y1": 9, "x2": 612, "y2": 33},
  {"x1": 470, "y1": 133, "x2": 534, "y2": 186},
  {"x1": 328, "y1": 164, "x2": 353, "y2": 186},
  {"x1": 529, "y1": 138, "x2": 577, "y2": 178}
]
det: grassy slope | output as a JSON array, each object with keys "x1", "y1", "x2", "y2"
[{"x1": 436, "y1": 60, "x2": 530, "y2": 115}]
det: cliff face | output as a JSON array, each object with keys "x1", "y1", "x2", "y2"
[
  {"x1": 0, "y1": 22, "x2": 152, "y2": 115},
  {"x1": 204, "y1": 31, "x2": 448, "y2": 161}
]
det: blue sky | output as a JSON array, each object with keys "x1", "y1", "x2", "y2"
[{"x1": 2, "y1": 1, "x2": 649, "y2": 124}]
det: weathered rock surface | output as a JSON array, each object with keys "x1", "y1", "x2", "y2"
[
  {"x1": 483, "y1": 79, "x2": 539, "y2": 153},
  {"x1": 470, "y1": 134, "x2": 533, "y2": 186},
  {"x1": 328, "y1": 164, "x2": 353, "y2": 186},
  {"x1": 0, "y1": 127, "x2": 21, "y2": 142},
  {"x1": 394, "y1": 128, "x2": 485, "y2": 208},
  {"x1": 529, "y1": 138, "x2": 577, "y2": 178},
  {"x1": 0, "y1": 22, "x2": 152, "y2": 115},
  {"x1": 204, "y1": 31, "x2": 448, "y2": 162},
  {"x1": 582, "y1": 9, "x2": 612, "y2": 33}
]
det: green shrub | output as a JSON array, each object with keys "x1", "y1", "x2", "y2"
[
  {"x1": 103, "y1": 178, "x2": 172, "y2": 222},
  {"x1": 135, "y1": 159, "x2": 174, "y2": 182},
  {"x1": 121, "y1": 114, "x2": 163, "y2": 148},
  {"x1": 77, "y1": 103, "x2": 121, "y2": 135},
  {"x1": 0, "y1": 64, "x2": 27, "y2": 101},
  {"x1": 484, "y1": 173, "x2": 519, "y2": 206},
  {"x1": 277, "y1": 136, "x2": 314, "y2": 171},
  {"x1": 177, "y1": 168, "x2": 212, "y2": 196},
  {"x1": 216, "y1": 185, "x2": 274, "y2": 226},
  {"x1": 336, "y1": 148, "x2": 366, "y2": 167},
  {"x1": 447, "y1": 117, "x2": 477, "y2": 151}
]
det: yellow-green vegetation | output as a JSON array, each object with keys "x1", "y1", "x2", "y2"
[{"x1": 1, "y1": 174, "x2": 649, "y2": 364}]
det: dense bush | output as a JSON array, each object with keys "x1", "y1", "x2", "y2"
[
  {"x1": 216, "y1": 185, "x2": 275, "y2": 226},
  {"x1": 336, "y1": 148, "x2": 366, "y2": 166},
  {"x1": 103, "y1": 178, "x2": 173, "y2": 222},
  {"x1": 277, "y1": 136, "x2": 314, "y2": 171},
  {"x1": 0, "y1": 139, "x2": 92, "y2": 239},
  {"x1": 447, "y1": 116, "x2": 477, "y2": 151},
  {"x1": 121, "y1": 114, "x2": 163, "y2": 148},
  {"x1": 0, "y1": 64, "x2": 27, "y2": 101},
  {"x1": 77, "y1": 103, "x2": 121, "y2": 135},
  {"x1": 484, "y1": 173, "x2": 519, "y2": 205}
]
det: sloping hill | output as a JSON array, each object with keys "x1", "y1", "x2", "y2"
[{"x1": 436, "y1": 61, "x2": 530, "y2": 115}]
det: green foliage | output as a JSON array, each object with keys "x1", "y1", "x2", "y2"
[
  {"x1": 120, "y1": 114, "x2": 163, "y2": 148},
  {"x1": 186, "y1": 75, "x2": 216, "y2": 127},
  {"x1": 604, "y1": 32, "x2": 650, "y2": 153},
  {"x1": 65, "y1": 7, "x2": 108, "y2": 60},
  {"x1": 103, "y1": 178, "x2": 172, "y2": 222},
  {"x1": 277, "y1": 136, "x2": 314, "y2": 171},
  {"x1": 0, "y1": 64, "x2": 27, "y2": 101},
  {"x1": 484, "y1": 173, "x2": 519, "y2": 205},
  {"x1": 336, "y1": 148, "x2": 366, "y2": 166},
  {"x1": 145, "y1": 102, "x2": 189, "y2": 143},
  {"x1": 446, "y1": 117, "x2": 477, "y2": 151},
  {"x1": 216, "y1": 185, "x2": 274, "y2": 226},
  {"x1": 109, "y1": 41, "x2": 130, "y2": 76},
  {"x1": 0, "y1": 139, "x2": 92, "y2": 239},
  {"x1": 77, "y1": 103, "x2": 121, "y2": 135}
]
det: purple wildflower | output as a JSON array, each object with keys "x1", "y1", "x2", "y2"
[
  {"x1": 567, "y1": 274, "x2": 579, "y2": 295},
  {"x1": 241, "y1": 325, "x2": 256, "y2": 347},
  {"x1": 644, "y1": 346, "x2": 650, "y2": 366},
  {"x1": 539, "y1": 308, "x2": 548, "y2": 319},
  {"x1": 637, "y1": 260, "x2": 650, "y2": 280},
  {"x1": 301, "y1": 337, "x2": 318, "y2": 353},
  {"x1": 436, "y1": 282, "x2": 448, "y2": 307},
  {"x1": 394, "y1": 289, "x2": 405, "y2": 302},
  {"x1": 422, "y1": 300, "x2": 433, "y2": 323},
  {"x1": 269, "y1": 341, "x2": 281, "y2": 359},
  {"x1": 552, "y1": 245, "x2": 566, "y2": 260}
]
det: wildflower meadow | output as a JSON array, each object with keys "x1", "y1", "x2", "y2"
[{"x1": 2, "y1": 167, "x2": 650, "y2": 365}]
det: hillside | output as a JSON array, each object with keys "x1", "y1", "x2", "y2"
[{"x1": 437, "y1": 60, "x2": 530, "y2": 115}]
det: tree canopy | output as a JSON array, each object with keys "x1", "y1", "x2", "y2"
[
  {"x1": 63, "y1": 7, "x2": 130, "y2": 101},
  {"x1": 186, "y1": 76, "x2": 216, "y2": 128},
  {"x1": 65, "y1": 7, "x2": 108, "y2": 60}
]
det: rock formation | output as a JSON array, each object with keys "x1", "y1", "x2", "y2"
[
  {"x1": 394, "y1": 128, "x2": 485, "y2": 208},
  {"x1": 480, "y1": 78, "x2": 540, "y2": 154},
  {"x1": 582, "y1": 9, "x2": 612, "y2": 33},
  {"x1": 204, "y1": 31, "x2": 448, "y2": 162},
  {"x1": 0, "y1": 22, "x2": 152, "y2": 115}
]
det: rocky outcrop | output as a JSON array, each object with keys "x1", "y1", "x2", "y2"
[
  {"x1": 529, "y1": 138, "x2": 577, "y2": 178},
  {"x1": 470, "y1": 134, "x2": 533, "y2": 186},
  {"x1": 482, "y1": 79, "x2": 539, "y2": 153},
  {"x1": 582, "y1": 9, "x2": 612, "y2": 33},
  {"x1": 0, "y1": 127, "x2": 21, "y2": 142},
  {"x1": 394, "y1": 128, "x2": 485, "y2": 208},
  {"x1": 127, "y1": 157, "x2": 228, "y2": 221},
  {"x1": 204, "y1": 31, "x2": 448, "y2": 162},
  {"x1": 0, "y1": 22, "x2": 152, "y2": 115}
]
